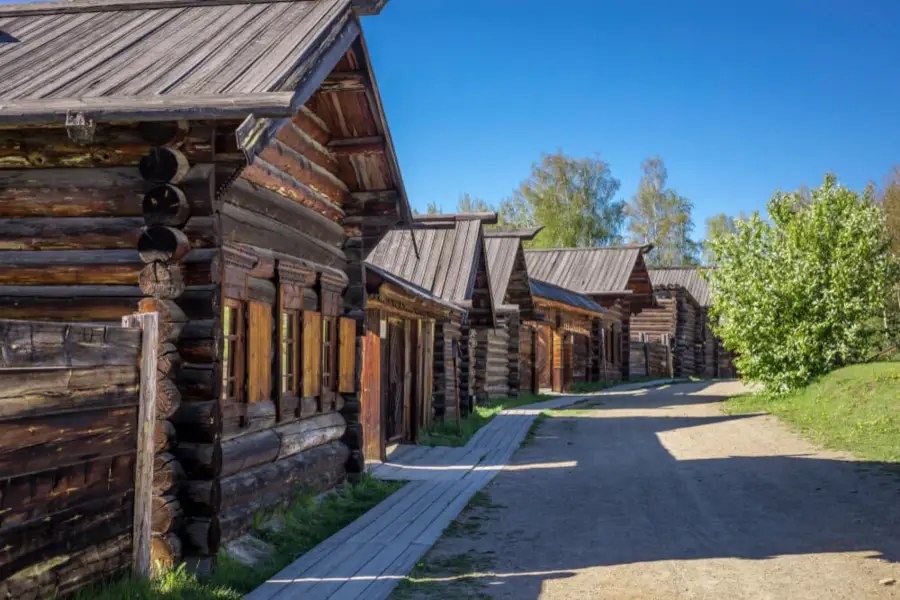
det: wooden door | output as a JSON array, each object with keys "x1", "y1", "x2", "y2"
[
  {"x1": 383, "y1": 318, "x2": 406, "y2": 443},
  {"x1": 536, "y1": 326, "x2": 551, "y2": 388},
  {"x1": 519, "y1": 325, "x2": 533, "y2": 393},
  {"x1": 563, "y1": 333, "x2": 574, "y2": 392},
  {"x1": 361, "y1": 315, "x2": 382, "y2": 462},
  {"x1": 551, "y1": 329, "x2": 563, "y2": 392}
]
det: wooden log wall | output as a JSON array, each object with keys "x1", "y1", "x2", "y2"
[
  {"x1": 473, "y1": 314, "x2": 510, "y2": 400},
  {"x1": 432, "y1": 321, "x2": 461, "y2": 420},
  {"x1": 134, "y1": 143, "x2": 198, "y2": 571},
  {"x1": 0, "y1": 121, "x2": 236, "y2": 574},
  {"x1": 518, "y1": 324, "x2": 536, "y2": 394},
  {"x1": 0, "y1": 319, "x2": 142, "y2": 599},
  {"x1": 459, "y1": 322, "x2": 474, "y2": 415},
  {"x1": 506, "y1": 312, "x2": 521, "y2": 399},
  {"x1": 572, "y1": 333, "x2": 590, "y2": 382}
]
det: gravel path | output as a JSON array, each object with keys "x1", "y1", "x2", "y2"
[{"x1": 393, "y1": 380, "x2": 900, "y2": 600}]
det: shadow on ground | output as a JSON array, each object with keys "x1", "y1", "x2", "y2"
[{"x1": 392, "y1": 381, "x2": 900, "y2": 600}]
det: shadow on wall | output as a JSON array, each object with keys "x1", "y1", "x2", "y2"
[{"x1": 411, "y1": 381, "x2": 900, "y2": 599}]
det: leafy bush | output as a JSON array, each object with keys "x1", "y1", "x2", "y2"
[{"x1": 706, "y1": 175, "x2": 898, "y2": 394}]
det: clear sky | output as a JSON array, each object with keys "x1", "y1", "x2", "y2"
[{"x1": 362, "y1": 0, "x2": 900, "y2": 236}]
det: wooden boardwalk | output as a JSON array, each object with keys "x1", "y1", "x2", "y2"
[{"x1": 245, "y1": 394, "x2": 587, "y2": 600}]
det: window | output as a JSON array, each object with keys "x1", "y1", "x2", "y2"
[
  {"x1": 222, "y1": 298, "x2": 244, "y2": 402},
  {"x1": 281, "y1": 310, "x2": 300, "y2": 395}
]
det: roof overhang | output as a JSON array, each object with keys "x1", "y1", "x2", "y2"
[{"x1": 365, "y1": 263, "x2": 465, "y2": 320}]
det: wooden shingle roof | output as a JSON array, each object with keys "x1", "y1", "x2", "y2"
[
  {"x1": 524, "y1": 245, "x2": 651, "y2": 295},
  {"x1": 483, "y1": 228, "x2": 540, "y2": 311},
  {"x1": 0, "y1": 0, "x2": 375, "y2": 124},
  {"x1": 366, "y1": 220, "x2": 486, "y2": 305},
  {"x1": 530, "y1": 280, "x2": 606, "y2": 317},
  {"x1": 649, "y1": 267, "x2": 713, "y2": 308}
]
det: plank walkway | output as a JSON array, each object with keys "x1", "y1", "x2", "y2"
[{"x1": 245, "y1": 393, "x2": 592, "y2": 600}]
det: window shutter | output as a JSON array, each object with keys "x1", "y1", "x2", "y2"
[
  {"x1": 338, "y1": 317, "x2": 357, "y2": 393},
  {"x1": 303, "y1": 311, "x2": 322, "y2": 397},
  {"x1": 247, "y1": 301, "x2": 272, "y2": 403}
]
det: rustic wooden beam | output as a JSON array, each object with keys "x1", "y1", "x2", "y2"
[
  {"x1": 327, "y1": 136, "x2": 384, "y2": 155},
  {"x1": 122, "y1": 311, "x2": 158, "y2": 578},
  {"x1": 319, "y1": 71, "x2": 367, "y2": 93}
]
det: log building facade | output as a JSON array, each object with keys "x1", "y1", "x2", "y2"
[
  {"x1": 523, "y1": 280, "x2": 610, "y2": 393},
  {"x1": 0, "y1": 0, "x2": 414, "y2": 577},
  {"x1": 482, "y1": 228, "x2": 540, "y2": 399},
  {"x1": 525, "y1": 245, "x2": 655, "y2": 381},
  {"x1": 631, "y1": 267, "x2": 737, "y2": 378},
  {"x1": 365, "y1": 214, "x2": 496, "y2": 421}
]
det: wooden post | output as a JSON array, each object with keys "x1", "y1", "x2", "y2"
[{"x1": 124, "y1": 311, "x2": 159, "y2": 578}]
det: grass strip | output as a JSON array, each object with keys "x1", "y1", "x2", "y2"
[
  {"x1": 71, "y1": 475, "x2": 404, "y2": 600},
  {"x1": 723, "y1": 362, "x2": 900, "y2": 463}
]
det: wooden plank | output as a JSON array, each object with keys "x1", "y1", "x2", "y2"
[
  {"x1": 0, "y1": 319, "x2": 140, "y2": 369},
  {"x1": 122, "y1": 311, "x2": 158, "y2": 577},
  {"x1": 0, "y1": 365, "x2": 139, "y2": 419},
  {"x1": 0, "y1": 407, "x2": 137, "y2": 480},
  {"x1": 302, "y1": 311, "x2": 322, "y2": 398},
  {"x1": 337, "y1": 316, "x2": 356, "y2": 393},
  {"x1": 247, "y1": 301, "x2": 273, "y2": 404}
]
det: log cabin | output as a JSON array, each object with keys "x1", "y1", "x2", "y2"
[
  {"x1": 365, "y1": 214, "x2": 497, "y2": 419},
  {"x1": 0, "y1": 0, "x2": 414, "y2": 570},
  {"x1": 524, "y1": 245, "x2": 655, "y2": 380},
  {"x1": 483, "y1": 228, "x2": 541, "y2": 399},
  {"x1": 523, "y1": 280, "x2": 609, "y2": 393},
  {"x1": 361, "y1": 262, "x2": 466, "y2": 461},
  {"x1": 631, "y1": 267, "x2": 736, "y2": 378}
]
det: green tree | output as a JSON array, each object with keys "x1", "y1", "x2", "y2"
[
  {"x1": 881, "y1": 166, "x2": 900, "y2": 341},
  {"x1": 497, "y1": 150, "x2": 624, "y2": 248},
  {"x1": 456, "y1": 193, "x2": 494, "y2": 214},
  {"x1": 706, "y1": 174, "x2": 897, "y2": 394},
  {"x1": 426, "y1": 200, "x2": 441, "y2": 215},
  {"x1": 702, "y1": 212, "x2": 751, "y2": 265},
  {"x1": 625, "y1": 157, "x2": 698, "y2": 265}
]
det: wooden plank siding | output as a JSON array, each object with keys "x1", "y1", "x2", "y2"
[{"x1": 0, "y1": 319, "x2": 142, "y2": 598}]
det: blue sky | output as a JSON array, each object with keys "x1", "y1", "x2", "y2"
[{"x1": 363, "y1": 0, "x2": 900, "y2": 237}]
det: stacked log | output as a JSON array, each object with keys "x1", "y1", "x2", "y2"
[
  {"x1": 506, "y1": 312, "x2": 520, "y2": 398},
  {"x1": 473, "y1": 318, "x2": 510, "y2": 400},
  {"x1": 136, "y1": 142, "x2": 192, "y2": 571}
]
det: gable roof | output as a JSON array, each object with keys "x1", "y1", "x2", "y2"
[
  {"x1": 649, "y1": 267, "x2": 713, "y2": 307},
  {"x1": 483, "y1": 228, "x2": 541, "y2": 311},
  {"x1": 0, "y1": 0, "x2": 356, "y2": 124},
  {"x1": 365, "y1": 220, "x2": 494, "y2": 311},
  {"x1": 524, "y1": 245, "x2": 651, "y2": 295},
  {"x1": 530, "y1": 280, "x2": 606, "y2": 317}
]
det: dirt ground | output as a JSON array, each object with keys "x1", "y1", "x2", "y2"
[{"x1": 392, "y1": 380, "x2": 900, "y2": 600}]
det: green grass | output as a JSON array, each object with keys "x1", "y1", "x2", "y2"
[
  {"x1": 71, "y1": 475, "x2": 404, "y2": 600},
  {"x1": 723, "y1": 362, "x2": 900, "y2": 463},
  {"x1": 417, "y1": 393, "x2": 550, "y2": 447}
]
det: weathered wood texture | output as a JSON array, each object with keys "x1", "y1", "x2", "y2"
[
  {"x1": 473, "y1": 319, "x2": 510, "y2": 400},
  {"x1": 0, "y1": 319, "x2": 143, "y2": 594},
  {"x1": 432, "y1": 320, "x2": 461, "y2": 420}
]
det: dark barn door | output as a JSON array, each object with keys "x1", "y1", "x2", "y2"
[{"x1": 383, "y1": 318, "x2": 407, "y2": 443}]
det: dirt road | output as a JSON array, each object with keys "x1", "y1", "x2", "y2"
[{"x1": 394, "y1": 381, "x2": 900, "y2": 600}]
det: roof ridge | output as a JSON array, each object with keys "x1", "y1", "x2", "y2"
[
  {"x1": 524, "y1": 244, "x2": 647, "y2": 253},
  {"x1": 0, "y1": 0, "x2": 311, "y2": 17}
]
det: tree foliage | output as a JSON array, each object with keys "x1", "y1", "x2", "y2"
[
  {"x1": 497, "y1": 150, "x2": 624, "y2": 249},
  {"x1": 456, "y1": 193, "x2": 494, "y2": 214},
  {"x1": 625, "y1": 157, "x2": 698, "y2": 266},
  {"x1": 702, "y1": 212, "x2": 752, "y2": 265},
  {"x1": 706, "y1": 175, "x2": 898, "y2": 394},
  {"x1": 426, "y1": 200, "x2": 441, "y2": 215}
]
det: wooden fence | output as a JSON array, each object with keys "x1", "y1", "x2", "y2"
[
  {"x1": 0, "y1": 314, "x2": 157, "y2": 599},
  {"x1": 629, "y1": 333, "x2": 674, "y2": 379}
]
